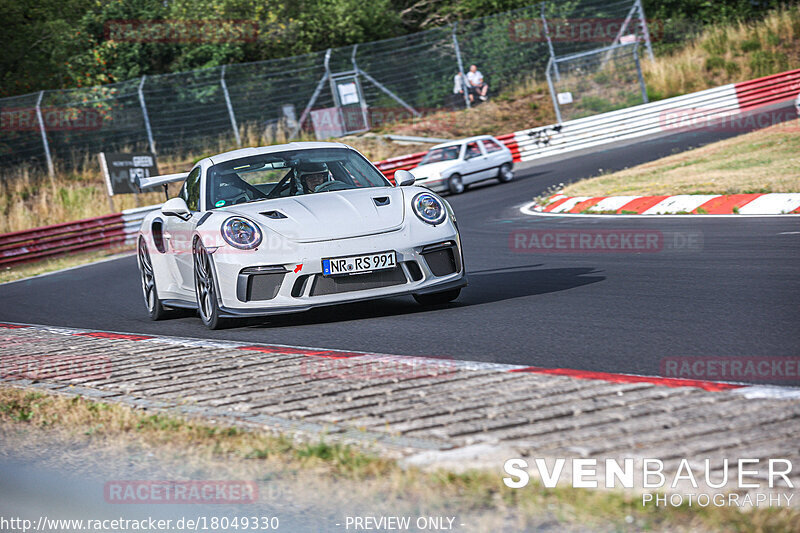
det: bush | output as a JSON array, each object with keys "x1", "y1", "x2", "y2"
[
  {"x1": 705, "y1": 56, "x2": 726, "y2": 71},
  {"x1": 749, "y1": 50, "x2": 788, "y2": 78},
  {"x1": 740, "y1": 39, "x2": 762, "y2": 52}
]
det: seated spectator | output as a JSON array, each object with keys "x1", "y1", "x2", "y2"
[
  {"x1": 453, "y1": 72, "x2": 472, "y2": 103},
  {"x1": 466, "y1": 64, "x2": 488, "y2": 101}
]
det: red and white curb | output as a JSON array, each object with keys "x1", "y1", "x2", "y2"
[
  {"x1": 1, "y1": 321, "x2": 798, "y2": 399},
  {"x1": 523, "y1": 193, "x2": 800, "y2": 217}
]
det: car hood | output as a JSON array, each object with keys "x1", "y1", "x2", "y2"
[
  {"x1": 410, "y1": 161, "x2": 457, "y2": 179},
  {"x1": 222, "y1": 187, "x2": 405, "y2": 242}
]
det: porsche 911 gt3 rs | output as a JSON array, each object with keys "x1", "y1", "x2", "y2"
[{"x1": 136, "y1": 142, "x2": 466, "y2": 329}]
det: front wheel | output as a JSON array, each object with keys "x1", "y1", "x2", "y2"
[
  {"x1": 413, "y1": 288, "x2": 461, "y2": 306},
  {"x1": 137, "y1": 237, "x2": 168, "y2": 320},
  {"x1": 448, "y1": 174, "x2": 465, "y2": 195},
  {"x1": 497, "y1": 163, "x2": 514, "y2": 183},
  {"x1": 193, "y1": 240, "x2": 229, "y2": 330}
]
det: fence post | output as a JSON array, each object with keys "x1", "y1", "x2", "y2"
[
  {"x1": 545, "y1": 58, "x2": 562, "y2": 124},
  {"x1": 35, "y1": 91, "x2": 55, "y2": 177},
  {"x1": 293, "y1": 49, "x2": 332, "y2": 139},
  {"x1": 451, "y1": 23, "x2": 471, "y2": 109},
  {"x1": 635, "y1": 0, "x2": 655, "y2": 61},
  {"x1": 350, "y1": 45, "x2": 371, "y2": 129},
  {"x1": 603, "y1": 2, "x2": 637, "y2": 65},
  {"x1": 633, "y1": 46, "x2": 649, "y2": 103},
  {"x1": 220, "y1": 65, "x2": 242, "y2": 147},
  {"x1": 138, "y1": 76, "x2": 156, "y2": 154},
  {"x1": 541, "y1": 2, "x2": 559, "y2": 81}
]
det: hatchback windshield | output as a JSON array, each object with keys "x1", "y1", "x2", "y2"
[
  {"x1": 206, "y1": 148, "x2": 390, "y2": 208},
  {"x1": 420, "y1": 145, "x2": 460, "y2": 164}
]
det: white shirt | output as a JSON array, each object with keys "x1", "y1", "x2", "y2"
[
  {"x1": 453, "y1": 74, "x2": 465, "y2": 93},
  {"x1": 466, "y1": 70, "x2": 483, "y2": 86}
]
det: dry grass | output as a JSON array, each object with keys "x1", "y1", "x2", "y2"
[
  {"x1": 643, "y1": 6, "x2": 800, "y2": 100},
  {"x1": 2, "y1": 385, "x2": 799, "y2": 532},
  {"x1": 562, "y1": 121, "x2": 800, "y2": 197}
]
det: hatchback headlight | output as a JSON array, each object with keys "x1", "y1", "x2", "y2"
[
  {"x1": 412, "y1": 192, "x2": 447, "y2": 225},
  {"x1": 221, "y1": 217, "x2": 262, "y2": 249}
]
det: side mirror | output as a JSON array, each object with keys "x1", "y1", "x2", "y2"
[
  {"x1": 394, "y1": 170, "x2": 416, "y2": 186},
  {"x1": 161, "y1": 197, "x2": 191, "y2": 219}
]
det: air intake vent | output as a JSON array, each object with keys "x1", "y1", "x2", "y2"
[
  {"x1": 373, "y1": 197, "x2": 390, "y2": 206},
  {"x1": 261, "y1": 210, "x2": 287, "y2": 219}
]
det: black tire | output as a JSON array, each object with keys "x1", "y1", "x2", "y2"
[
  {"x1": 193, "y1": 240, "x2": 229, "y2": 330},
  {"x1": 448, "y1": 174, "x2": 465, "y2": 195},
  {"x1": 497, "y1": 162, "x2": 514, "y2": 183},
  {"x1": 137, "y1": 237, "x2": 168, "y2": 321},
  {"x1": 413, "y1": 288, "x2": 461, "y2": 306}
]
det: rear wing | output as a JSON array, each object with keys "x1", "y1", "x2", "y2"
[
  {"x1": 135, "y1": 172, "x2": 189, "y2": 191},
  {"x1": 135, "y1": 171, "x2": 189, "y2": 200}
]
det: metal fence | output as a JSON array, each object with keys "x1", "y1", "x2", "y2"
[
  {"x1": 0, "y1": 0, "x2": 652, "y2": 176},
  {"x1": 547, "y1": 42, "x2": 648, "y2": 123}
]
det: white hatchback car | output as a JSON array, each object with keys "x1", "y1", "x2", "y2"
[{"x1": 409, "y1": 135, "x2": 514, "y2": 194}]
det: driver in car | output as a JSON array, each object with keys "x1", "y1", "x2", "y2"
[{"x1": 297, "y1": 161, "x2": 332, "y2": 193}]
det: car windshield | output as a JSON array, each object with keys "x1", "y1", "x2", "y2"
[
  {"x1": 206, "y1": 147, "x2": 390, "y2": 208},
  {"x1": 420, "y1": 146, "x2": 460, "y2": 164}
]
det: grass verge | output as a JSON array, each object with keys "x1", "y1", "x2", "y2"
[
  {"x1": 643, "y1": 6, "x2": 799, "y2": 101},
  {"x1": 1, "y1": 386, "x2": 798, "y2": 532},
  {"x1": 0, "y1": 247, "x2": 133, "y2": 285},
  {"x1": 561, "y1": 121, "x2": 800, "y2": 197}
]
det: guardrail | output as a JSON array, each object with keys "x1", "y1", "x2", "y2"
[
  {"x1": 512, "y1": 68, "x2": 800, "y2": 162},
  {"x1": 1, "y1": 69, "x2": 797, "y2": 268},
  {"x1": 0, "y1": 205, "x2": 158, "y2": 267}
]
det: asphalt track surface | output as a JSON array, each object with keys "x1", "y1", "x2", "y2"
[{"x1": 1, "y1": 108, "x2": 798, "y2": 385}]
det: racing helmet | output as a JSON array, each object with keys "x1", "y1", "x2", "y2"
[{"x1": 296, "y1": 161, "x2": 331, "y2": 193}]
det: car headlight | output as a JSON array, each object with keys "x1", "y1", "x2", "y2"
[
  {"x1": 412, "y1": 192, "x2": 447, "y2": 225},
  {"x1": 221, "y1": 217, "x2": 262, "y2": 249}
]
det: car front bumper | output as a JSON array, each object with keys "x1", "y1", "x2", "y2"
[{"x1": 209, "y1": 226, "x2": 466, "y2": 316}]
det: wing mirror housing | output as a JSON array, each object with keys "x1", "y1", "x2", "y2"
[
  {"x1": 394, "y1": 169, "x2": 416, "y2": 186},
  {"x1": 161, "y1": 197, "x2": 191, "y2": 220}
]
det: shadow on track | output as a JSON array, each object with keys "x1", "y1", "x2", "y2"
[{"x1": 240, "y1": 265, "x2": 604, "y2": 329}]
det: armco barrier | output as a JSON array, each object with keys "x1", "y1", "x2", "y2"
[
  {"x1": 0, "y1": 205, "x2": 158, "y2": 267},
  {"x1": 1, "y1": 70, "x2": 797, "y2": 267},
  {"x1": 512, "y1": 68, "x2": 799, "y2": 162}
]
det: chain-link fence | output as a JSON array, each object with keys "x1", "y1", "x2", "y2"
[
  {"x1": 547, "y1": 42, "x2": 648, "y2": 122},
  {"x1": 0, "y1": 0, "x2": 652, "y2": 176}
]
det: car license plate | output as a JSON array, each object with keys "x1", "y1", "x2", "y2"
[{"x1": 322, "y1": 251, "x2": 396, "y2": 276}]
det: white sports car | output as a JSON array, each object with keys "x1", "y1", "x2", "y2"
[
  {"x1": 136, "y1": 142, "x2": 466, "y2": 329},
  {"x1": 409, "y1": 135, "x2": 514, "y2": 194}
]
